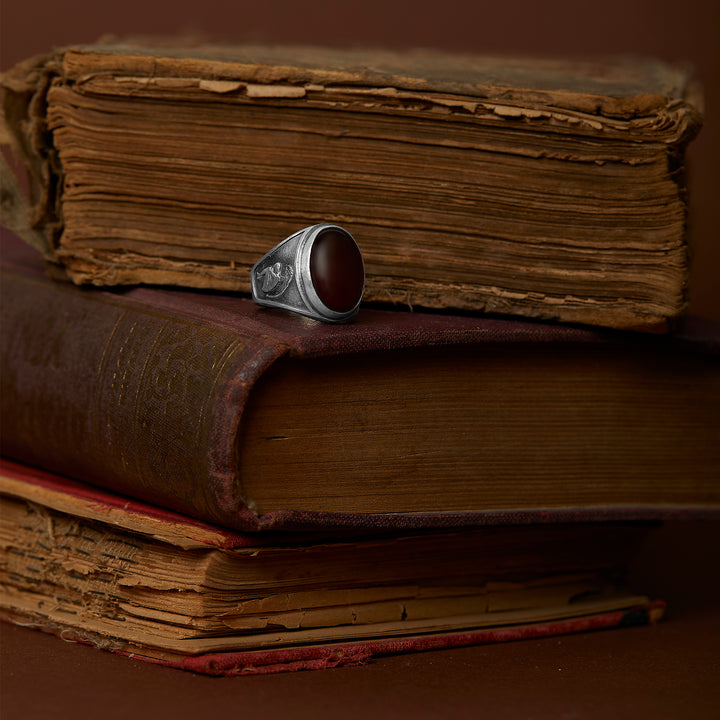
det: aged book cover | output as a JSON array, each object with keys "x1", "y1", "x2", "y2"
[
  {"x1": 0, "y1": 459, "x2": 665, "y2": 675},
  {"x1": 0, "y1": 42, "x2": 704, "y2": 329},
  {"x1": 1, "y1": 230, "x2": 719, "y2": 532}
]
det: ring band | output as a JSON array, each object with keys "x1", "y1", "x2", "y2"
[{"x1": 251, "y1": 224, "x2": 365, "y2": 323}]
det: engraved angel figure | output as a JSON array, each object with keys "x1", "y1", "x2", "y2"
[{"x1": 256, "y1": 262, "x2": 293, "y2": 298}]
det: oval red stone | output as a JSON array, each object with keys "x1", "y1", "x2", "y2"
[{"x1": 309, "y1": 228, "x2": 364, "y2": 313}]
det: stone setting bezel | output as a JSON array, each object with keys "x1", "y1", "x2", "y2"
[{"x1": 251, "y1": 223, "x2": 365, "y2": 323}]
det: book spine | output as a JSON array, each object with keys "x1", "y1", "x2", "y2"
[{"x1": 0, "y1": 260, "x2": 280, "y2": 529}]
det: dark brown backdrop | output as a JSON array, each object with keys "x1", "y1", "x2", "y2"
[{"x1": 2, "y1": 0, "x2": 718, "y2": 319}]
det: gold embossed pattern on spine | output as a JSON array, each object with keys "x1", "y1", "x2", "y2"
[{"x1": 92, "y1": 309, "x2": 251, "y2": 521}]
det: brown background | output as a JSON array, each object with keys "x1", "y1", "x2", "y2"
[
  {"x1": 1, "y1": 519, "x2": 719, "y2": 719},
  {"x1": 1, "y1": 0, "x2": 718, "y2": 320},
  {"x1": 1, "y1": 4, "x2": 719, "y2": 713}
]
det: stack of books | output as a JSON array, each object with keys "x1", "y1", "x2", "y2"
[{"x1": 1, "y1": 41, "x2": 718, "y2": 675}]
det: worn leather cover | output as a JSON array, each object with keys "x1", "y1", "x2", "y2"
[
  {"x1": 2, "y1": 230, "x2": 719, "y2": 531},
  {"x1": 0, "y1": 230, "x2": 600, "y2": 531}
]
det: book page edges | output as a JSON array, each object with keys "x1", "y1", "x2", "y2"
[{"x1": 0, "y1": 599, "x2": 665, "y2": 674}]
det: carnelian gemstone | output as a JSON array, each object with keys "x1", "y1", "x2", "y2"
[{"x1": 309, "y1": 228, "x2": 364, "y2": 313}]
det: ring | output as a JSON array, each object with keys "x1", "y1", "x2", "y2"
[{"x1": 250, "y1": 224, "x2": 365, "y2": 323}]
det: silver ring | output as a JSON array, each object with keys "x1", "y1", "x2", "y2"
[{"x1": 251, "y1": 224, "x2": 365, "y2": 323}]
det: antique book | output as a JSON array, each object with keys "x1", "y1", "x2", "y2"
[
  {"x1": 0, "y1": 459, "x2": 665, "y2": 675},
  {"x1": 2, "y1": 231, "x2": 719, "y2": 533},
  {"x1": 0, "y1": 42, "x2": 704, "y2": 330}
]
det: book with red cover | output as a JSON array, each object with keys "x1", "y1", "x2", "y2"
[
  {"x1": 2, "y1": 228, "x2": 719, "y2": 532},
  {"x1": 0, "y1": 458, "x2": 666, "y2": 676}
]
